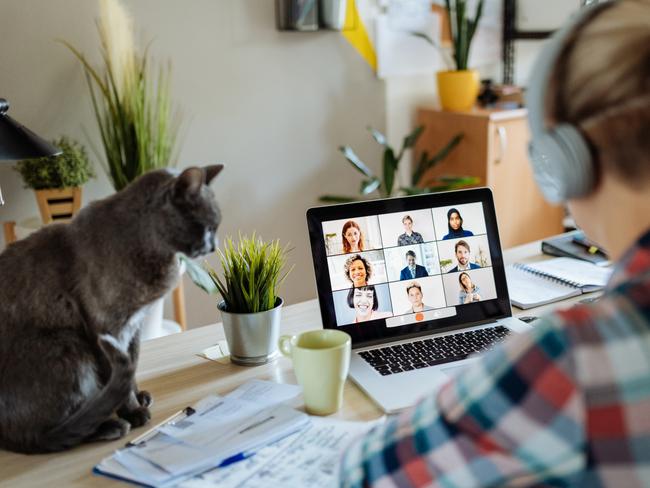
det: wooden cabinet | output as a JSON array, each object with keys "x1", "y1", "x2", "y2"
[{"x1": 414, "y1": 107, "x2": 565, "y2": 248}]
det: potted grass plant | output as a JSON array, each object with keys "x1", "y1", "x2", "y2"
[
  {"x1": 183, "y1": 234, "x2": 293, "y2": 366},
  {"x1": 62, "y1": 0, "x2": 178, "y2": 192},
  {"x1": 14, "y1": 136, "x2": 95, "y2": 224}
]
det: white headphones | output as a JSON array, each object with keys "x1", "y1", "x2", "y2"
[{"x1": 525, "y1": 2, "x2": 614, "y2": 204}]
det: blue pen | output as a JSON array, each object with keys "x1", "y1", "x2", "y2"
[{"x1": 218, "y1": 450, "x2": 255, "y2": 468}]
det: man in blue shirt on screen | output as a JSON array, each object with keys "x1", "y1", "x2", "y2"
[
  {"x1": 447, "y1": 240, "x2": 481, "y2": 273},
  {"x1": 399, "y1": 250, "x2": 428, "y2": 280}
]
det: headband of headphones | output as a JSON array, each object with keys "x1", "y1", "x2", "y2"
[
  {"x1": 525, "y1": 2, "x2": 616, "y2": 203},
  {"x1": 526, "y1": 3, "x2": 615, "y2": 140}
]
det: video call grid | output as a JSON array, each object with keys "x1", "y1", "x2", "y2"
[
  {"x1": 327, "y1": 234, "x2": 492, "y2": 292},
  {"x1": 333, "y1": 267, "x2": 496, "y2": 322},
  {"x1": 324, "y1": 203, "x2": 494, "y2": 325}
]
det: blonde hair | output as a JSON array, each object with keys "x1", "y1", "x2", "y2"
[{"x1": 550, "y1": 0, "x2": 650, "y2": 185}]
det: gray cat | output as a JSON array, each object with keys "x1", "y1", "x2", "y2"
[{"x1": 0, "y1": 165, "x2": 222, "y2": 453}]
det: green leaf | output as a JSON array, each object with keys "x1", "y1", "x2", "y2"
[
  {"x1": 179, "y1": 254, "x2": 219, "y2": 294},
  {"x1": 400, "y1": 186, "x2": 429, "y2": 196},
  {"x1": 401, "y1": 125, "x2": 424, "y2": 151},
  {"x1": 339, "y1": 146, "x2": 374, "y2": 178},
  {"x1": 360, "y1": 177, "x2": 381, "y2": 195},
  {"x1": 413, "y1": 133, "x2": 463, "y2": 187},
  {"x1": 319, "y1": 195, "x2": 358, "y2": 203},
  {"x1": 410, "y1": 31, "x2": 434, "y2": 45},
  {"x1": 382, "y1": 147, "x2": 397, "y2": 197},
  {"x1": 367, "y1": 126, "x2": 387, "y2": 147},
  {"x1": 412, "y1": 150, "x2": 431, "y2": 187}
]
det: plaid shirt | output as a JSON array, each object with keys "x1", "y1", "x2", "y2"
[{"x1": 341, "y1": 230, "x2": 650, "y2": 488}]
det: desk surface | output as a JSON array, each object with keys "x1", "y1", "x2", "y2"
[{"x1": 0, "y1": 239, "x2": 593, "y2": 487}]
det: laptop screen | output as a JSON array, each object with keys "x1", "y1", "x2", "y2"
[{"x1": 307, "y1": 188, "x2": 512, "y2": 347}]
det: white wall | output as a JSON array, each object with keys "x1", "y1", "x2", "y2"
[{"x1": 0, "y1": 0, "x2": 386, "y2": 327}]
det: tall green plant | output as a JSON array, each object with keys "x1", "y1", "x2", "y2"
[
  {"x1": 62, "y1": 0, "x2": 178, "y2": 191},
  {"x1": 412, "y1": 0, "x2": 484, "y2": 71},
  {"x1": 320, "y1": 126, "x2": 478, "y2": 203},
  {"x1": 181, "y1": 234, "x2": 294, "y2": 314},
  {"x1": 446, "y1": 0, "x2": 484, "y2": 71}
]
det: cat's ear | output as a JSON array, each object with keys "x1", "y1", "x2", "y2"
[
  {"x1": 205, "y1": 164, "x2": 224, "y2": 185},
  {"x1": 174, "y1": 167, "x2": 204, "y2": 199}
]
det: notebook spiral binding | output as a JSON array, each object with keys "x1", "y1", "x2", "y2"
[{"x1": 512, "y1": 263, "x2": 582, "y2": 288}]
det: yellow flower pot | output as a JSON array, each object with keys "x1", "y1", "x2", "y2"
[{"x1": 436, "y1": 70, "x2": 480, "y2": 112}]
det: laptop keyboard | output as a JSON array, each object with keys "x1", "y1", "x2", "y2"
[{"x1": 358, "y1": 325, "x2": 510, "y2": 376}]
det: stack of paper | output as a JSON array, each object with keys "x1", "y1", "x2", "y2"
[
  {"x1": 94, "y1": 381, "x2": 308, "y2": 487},
  {"x1": 180, "y1": 416, "x2": 380, "y2": 488}
]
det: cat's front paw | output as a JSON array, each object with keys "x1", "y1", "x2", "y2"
[
  {"x1": 88, "y1": 418, "x2": 131, "y2": 442},
  {"x1": 119, "y1": 406, "x2": 151, "y2": 428},
  {"x1": 136, "y1": 390, "x2": 153, "y2": 408}
]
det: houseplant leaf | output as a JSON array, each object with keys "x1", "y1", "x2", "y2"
[
  {"x1": 412, "y1": 132, "x2": 463, "y2": 186},
  {"x1": 368, "y1": 126, "x2": 387, "y2": 147},
  {"x1": 360, "y1": 177, "x2": 381, "y2": 195},
  {"x1": 339, "y1": 146, "x2": 374, "y2": 178},
  {"x1": 382, "y1": 147, "x2": 397, "y2": 197},
  {"x1": 319, "y1": 195, "x2": 358, "y2": 203},
  {"x1": 178, "y1": 254, "x2": 218, "y2": 294}
]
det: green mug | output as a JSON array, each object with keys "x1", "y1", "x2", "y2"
[{"x1": 279, "y1": 329, "x2": 351, "y2": 415}]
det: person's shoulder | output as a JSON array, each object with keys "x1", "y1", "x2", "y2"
[
  {"x1": 464, "y1": 230, "x2": 474, "y2": 237},
  {"x1": 442, "y1": 233, "x2": 451, "y2": 240},
  {"x1": 470, "y1": 263, "x2": 481, "y2": 269},
  {"x1": 559, "y1": 280, "x2": 649, "y2": 343}
]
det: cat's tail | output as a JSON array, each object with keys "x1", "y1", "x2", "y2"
[{"x1": 38, "y1": 336, "x2": 134, "y2": 452}]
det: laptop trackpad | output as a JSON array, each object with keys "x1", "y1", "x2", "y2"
[{"x1": 440, "y1": 363, "x2": 471, "y2": 378}]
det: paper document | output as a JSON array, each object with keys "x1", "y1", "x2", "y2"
[
  {"x1": 94, "y1": 380, "x2": 304, "y2": 487},
  {"x1": 179, "y1": 417, "x2": 380, "y2": 488},
  {"x1": 131, "y1": 404, "x2": 309, "y2": 477}
]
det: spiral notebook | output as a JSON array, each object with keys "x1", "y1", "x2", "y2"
[{"x1": 506, "y1": 257, "x2": 613, "y2": 309}]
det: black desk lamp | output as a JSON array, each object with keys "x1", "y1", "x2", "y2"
[{"x1": 0, "y1": 98, "x2": 61, "y2": 205}]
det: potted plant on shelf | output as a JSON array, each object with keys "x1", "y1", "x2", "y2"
[
  {"x1": 414, "y1": 0, "x2": 484, "y2": 111},
  {"x1": 182, "y1": 234, "x2": 293, "y2": 366},
  {"x1": 14, "y1": 136, "x2": 95, "y2": 224},
  {"x1": 320, "y1": 125, "x2": 478, "y2": 202}
]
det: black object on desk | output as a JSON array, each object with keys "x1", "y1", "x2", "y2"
[{"x1": 542, "y1": 230, "x2": 609, "y2": 266}]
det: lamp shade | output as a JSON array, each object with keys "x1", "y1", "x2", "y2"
[{"x1": 0, "y1": 98, "x2": 61, "y2": 161}]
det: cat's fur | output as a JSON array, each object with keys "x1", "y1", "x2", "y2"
[{"x1": 0, "y1": 165, "x2": 222, "y2": 453}]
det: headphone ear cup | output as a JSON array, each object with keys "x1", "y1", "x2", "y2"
[
  {"x1": 528, "y1": 124, "x2": 594, "y2": 203},
  {"x1": 553, "y1": 124, "x2": 595, "y2": 199}
]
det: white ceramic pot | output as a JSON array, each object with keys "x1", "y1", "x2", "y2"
[{"x1": 140, "y1": 260, "x2": 186, "y2": 341}]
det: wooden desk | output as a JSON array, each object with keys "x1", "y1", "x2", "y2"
[{"x1": 0, "y1": 240, "x2": 593, "y2": 487}]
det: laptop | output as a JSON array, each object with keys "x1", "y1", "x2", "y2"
[{"x1": 306, "y1": 188, "x2": 532, "y2": 413}]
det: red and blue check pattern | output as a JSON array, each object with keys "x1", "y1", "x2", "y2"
[{"x1": 341, "y1": 230, "x2": 650, "y2": 488}]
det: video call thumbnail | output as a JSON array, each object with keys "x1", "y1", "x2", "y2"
[{"x1": 322, "y1": 202, "x2": 498, "y2": 327}]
